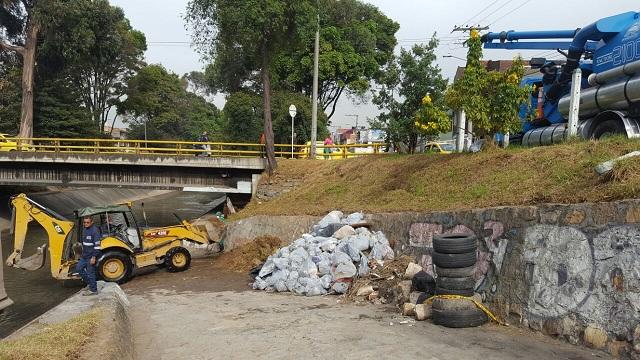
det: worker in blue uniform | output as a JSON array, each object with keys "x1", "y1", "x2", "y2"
[{"x1": 77, "y1": 216, "x2": 102, "y2": 296}]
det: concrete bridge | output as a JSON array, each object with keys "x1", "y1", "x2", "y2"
[{"x1": 0, "y1": 152, "x2": 266, "y2": 194}]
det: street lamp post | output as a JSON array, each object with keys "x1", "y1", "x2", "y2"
[
  {"x1": 443, "y1": 54, "x2": 466, "y2": 61},
  {"x1": 289, "y1": 104, "x2": 297, "y2": 159}
]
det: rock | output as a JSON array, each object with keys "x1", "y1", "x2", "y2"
[
  {"x1": 564, "y1": 210, "x2": 585, "y2": 225},
  {"x1": 356, "y1": 285, "x2": 374, "y2": 297},
  {"x1": 409, "y1": 291, "x2": 423, "y2": 304},
  {"x1": 414, "y1": 304, "x2": 431, "y2": 321},
  {"x1": 404, "y1": 262, "x2": 422, "y2": 279},
  {"x1": 402, "y1": 303, "x2": 416, "y2": 317},
  {"x1": 634, "y1": 325, "x2": 640, "y2": 353},
  {"x1": 393, "y1": 280, "x2": 412, "y2": 305},
  {"x1": 608, "y1": 340, "x2": 630, "y2": 358},
  {"x1": 345, "y1": 212, "x2": 364, "y2": 225},
  {"x1": 332, "y1": 281, "x2": 350, "y2": 294},
  {"x1": 318, "y1": 211, "x2": 344, "y2": 228},
  {"x1": 333, "y1": 225, "x2": 356, "y2": 240},
  {"x1": 584, "y1": 325, "x2": 608, "y2": 350}
]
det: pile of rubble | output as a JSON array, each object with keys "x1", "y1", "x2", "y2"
[{"x1": 252, "y1": 211, "x2": 395, "y2": 296}]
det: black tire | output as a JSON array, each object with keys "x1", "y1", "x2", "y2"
[
  {"x1": 411, "y1": 271, "x2": 435, "y2": 293},
  {"x1": 97, "y1": 251, "x2": 133, "y2": 284},
  {"x1": 433, "y1": 234, "x2": 477, "y2": 254},
  {"x1": 592, "y1": 119, "x2": 626, "y2": 140},
  {"x1": 436, "y1": 265, "x2": 475, "y2": 278},
  {"x1": 435, "y1": 286, "x2": 474, "y2": 297},
  {"x1": 432, "y1": 307, "x2": 488, "y2": 328},
  {"x1": 432, "y1": 298, "x2": 477, "y2": 311},
  {"x1": 432, "y1": 251, "x2": 476, "y2": 268},
  {"x1": 165, "y1": 247, "x2": 191, "y2": 273},
  {"x1": 436, "y1": 276, "x2": 475, "y2": 290}
]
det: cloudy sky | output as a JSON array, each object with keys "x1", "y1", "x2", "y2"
[{"x1": 110, "y1": 0, "x2": 638, "y2": 128}]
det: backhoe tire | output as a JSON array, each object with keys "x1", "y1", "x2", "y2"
[
  {"x1": 433, "y1": 234, "x2": 477, "y2": 254},
  {"x1": 165, "y1": 247, "x2": 191, "y2": 273},
  {"x1": 98, "y1": 251, "x2": 133, "y2": 284}
]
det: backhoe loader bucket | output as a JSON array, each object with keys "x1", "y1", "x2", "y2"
[{"x1": 6, "y1": 244, "x2": 47, "y2": 271}]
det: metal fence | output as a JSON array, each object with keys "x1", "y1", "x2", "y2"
[{"x1": 3, "y1": 137, "x2": 388, "y2": 159}]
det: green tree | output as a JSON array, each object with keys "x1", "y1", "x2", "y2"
[
  {"x1": 220, "y1": 91, "x2": 329, "y2": 145},
  {"x1": 271, "y1": 0, "x2": 398, "y2": 119},
  {"x1": 42, "y1": 0, "x2": 147, "y2": 134},
  {"x1": 119, "y1": 64, "x2": 221, "y2": 142},
  {"x1": 186, "y1": 0, "x2": 315, "y2": 173},
  {"x1": 445, "y1": 30, "x2": 529, "y2": 138},
  {"x1": 372, "y1": 38, "x2": 448, "y2": 153},
  {"x1": 0, "y1": 0, "x2": 55, "y2": 139}
]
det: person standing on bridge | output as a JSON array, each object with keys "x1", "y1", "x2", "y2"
[
  {"x1": 199, "y1": 131, "x2": 211, "y2": 157},
  {"x1": 77, "y1": 216, "x2": 101, "y2": 296}
]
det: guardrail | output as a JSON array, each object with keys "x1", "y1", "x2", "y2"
[{"x1": 3, "y1": 137, "x2": 389, "y2": 159}]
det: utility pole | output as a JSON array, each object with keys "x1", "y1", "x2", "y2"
[{"x1": 310, "y1": 2, "x2": 320, "y2": 159}]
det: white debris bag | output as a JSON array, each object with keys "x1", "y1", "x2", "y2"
[{"x1": 252, "y1": 211, "x2": 395, "y2": 296}]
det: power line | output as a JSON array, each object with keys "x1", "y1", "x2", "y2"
[
  {"x1": 475, "y1": 0, "x2": 514, "y2": 26},
  {"x1": 488, "y1": 0, "x2": 533, "y2": 26},
  {"x1": 459, "y1": 0, "x2": 502, "y2": 27}
]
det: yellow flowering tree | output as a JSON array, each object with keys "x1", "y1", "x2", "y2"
[{"x1": 414, "y1": 94, "x2": 450, "y2": 137}]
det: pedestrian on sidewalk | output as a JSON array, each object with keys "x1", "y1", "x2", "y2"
[
  {"x1": 323, "y1": 135, "x2": 334, "y2": 160},
  {"x1": 199, "y1": 131, "x2": 211, "y2": 157},
  {"x1": 77, "y1": 216, "x2": 101, "y2": 296},
  {"x1": 259, "y1": 132, "x2": 266, "y2": 158}
]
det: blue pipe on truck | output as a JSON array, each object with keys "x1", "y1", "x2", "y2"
[{"x1": 482, "y1": 29, "x2": 578, "y2": 42}]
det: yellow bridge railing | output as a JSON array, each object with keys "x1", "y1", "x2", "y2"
[{"x1": 2, "y1": 137, "x2": 388, "y2": 159}]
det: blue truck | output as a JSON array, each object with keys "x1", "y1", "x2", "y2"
[{"x1": 481, "y1": 11, "x2": 640, "y2": 146}]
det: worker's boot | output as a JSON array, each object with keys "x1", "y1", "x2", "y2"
[{"x1": 81, "y1": 289, "x2": 98, "y2": 296}]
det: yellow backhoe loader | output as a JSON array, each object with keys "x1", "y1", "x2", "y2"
[{"x1": 5, "y1": 193, "x2": 217, "y2": 284}]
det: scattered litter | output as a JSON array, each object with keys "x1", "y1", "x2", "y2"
[{"x1": 252, "y1": 211, "x2": 397, "y2": 297}]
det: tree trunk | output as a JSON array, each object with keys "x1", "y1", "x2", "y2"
[
  {"x1": 18, "y1": 21, "x2": 39, "y2": 141},
  {"x1": 261, "y1": 42, "x2": 277, "y2": 175}
]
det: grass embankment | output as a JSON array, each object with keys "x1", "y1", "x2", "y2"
[
  {"x1": 239, "y1": 137, "x2": 640, "y2": 217},
  {"x1": 0, "y1": 308, "x2": 102, "y2": 360}
]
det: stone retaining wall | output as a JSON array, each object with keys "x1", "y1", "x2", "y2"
[
  {"x1": 226, "y1": 200, "x2": 640, "y2": 358},
  {"x1": 365, "y1": 200, "x2": 640, "y2": 358},
  {"x1": 222, "y1": 215, "x2": 319, "y2": 251}
]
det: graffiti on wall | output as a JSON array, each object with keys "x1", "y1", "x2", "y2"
[
  {"x1": 408, "y1": 221, "x2": 509, "y2": 289},
  {"x1": 410, "y1": 221, "x2": 640, "y2": 334}
]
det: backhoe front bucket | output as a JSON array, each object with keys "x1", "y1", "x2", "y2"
[{"x1": 6, "y1": 244, "x2": 47, "y2": 271}]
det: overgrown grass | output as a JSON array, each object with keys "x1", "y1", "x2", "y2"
[
  {"x1": 238, "y1": 137, "x2": 640, "y2": 217},
  {"x1": 0, "y1": 308, "x2": 102, "y2": 360}
]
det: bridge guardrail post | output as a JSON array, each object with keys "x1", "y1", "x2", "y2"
[
  {"x1": 177, "y1": 143, "x2": 182, "y2": 156},
  {"x1": 55, "y1": 140, "x2": 60, "y2": 153}
]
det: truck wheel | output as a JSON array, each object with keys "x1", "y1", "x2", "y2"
[
  {"x1": 593, "y1": 120, "x2": 626, "y2": 139},
  {"x1": 165, "y1": 247, "x2": 191, "y2": 273},
  {"x1": 98, "y1": 251, "x2": 133, "y2": 284}
]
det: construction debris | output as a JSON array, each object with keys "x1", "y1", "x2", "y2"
[
  {"x1": 215, "y1": 236, "x2": 283, "y2": 272},
  {"x1": 252, "y1": 211, "x2": 395, "y2": 296}
]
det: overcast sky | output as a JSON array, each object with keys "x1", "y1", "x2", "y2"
[{"x1": 109, "y1": 0, "x2": 638, "y2": 129}]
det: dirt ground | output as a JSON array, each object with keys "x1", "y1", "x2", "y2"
[{"x1": 122, "y1": 260, "x2": 609, "y2": 360}]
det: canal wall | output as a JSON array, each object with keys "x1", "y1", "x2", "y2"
[
  {"x1": 6, "y1": 282, "x2": 132, "y2": 359},
  {"x1": 225, "y1": 199, "x2": 640, "y2": 358}
]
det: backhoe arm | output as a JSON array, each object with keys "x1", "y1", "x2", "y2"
[{"x1": 6, "y1": 194, "x2": 75, "y2": 279}]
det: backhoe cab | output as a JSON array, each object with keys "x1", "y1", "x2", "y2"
[{"x1": 6, "y1": 193, "x2": 216, "y2": 284}]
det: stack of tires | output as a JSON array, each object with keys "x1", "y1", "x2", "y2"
[{"x1": 431, "y1": 233, "x2": 487, "y2": 328}]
